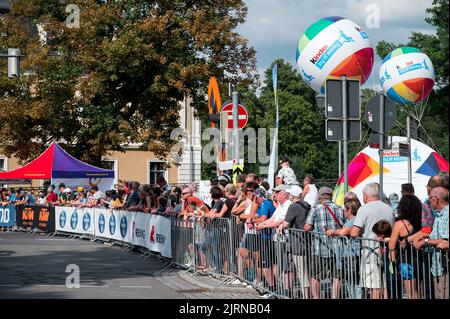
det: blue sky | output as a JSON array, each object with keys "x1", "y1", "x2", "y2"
[{"x1": 237, "y1": 0, "x2": 435, "y2": 91}]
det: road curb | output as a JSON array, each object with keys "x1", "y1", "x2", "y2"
[{"x1": 177, "y1": 271, "x2": 262, "y2": 295}]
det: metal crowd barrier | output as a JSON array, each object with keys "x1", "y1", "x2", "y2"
[
  {"x1": 5, "y1": 204, "x2": 448, "y2": 300},
  {"x1": 171, "y1": 218, "x2": 195, "y2": 269},
  {"x1": 170, "y1": 215, "x2": 449, "y2": 299},
  {"x1": 352, "y1": 237, "x2": 449, "y2": 299},
  {"x1": 195, "y1": 217, "x2": 233, "y2": 277}
]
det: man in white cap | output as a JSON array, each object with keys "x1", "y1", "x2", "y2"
[{"x1": 255, "y1": 184, "x2": 293, "y2": 297}]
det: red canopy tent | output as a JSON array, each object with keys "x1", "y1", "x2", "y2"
[{"x1": 0, "y1": 143, "x2": 114, "y2": 191}]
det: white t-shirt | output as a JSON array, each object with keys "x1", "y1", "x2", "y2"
[
  {"x1": 353, "y1": 200, "x2": 395, "y2": 264},
  {"x1": 271, "y1": 199, "x2": 293, "y2": 223},
  {"x1": 303, "y1": 184, "x2": 318, "y2": 208},
  {"x1": 243, "y1": 200, "x2": 257, "y2": 234}
]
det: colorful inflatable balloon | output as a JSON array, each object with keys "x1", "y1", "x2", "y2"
[
  {"x1": 333, "y1": 136, "x2": 449, "y2": 206},
  {"x1": 296, "y1": 16, "x2": 374, "y2": 94},
  {"x1": 380, "y1": 47, "x2": 435, "y2": 104}
]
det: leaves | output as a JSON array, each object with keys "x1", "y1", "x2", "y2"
[{"x1": 0, "y1": 0, "x2": 257, "y2": 165}]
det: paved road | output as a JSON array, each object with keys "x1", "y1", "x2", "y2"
[{"x1": 0, "y1": 231, "x2": 185, "y2": 299}]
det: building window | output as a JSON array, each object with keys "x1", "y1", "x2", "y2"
[
  {"x1": 148, "y1": 161, "x2": 167, "y2": 185},
  {"x1": 100, "y1": 160, "x2": 115, "y2": 170},
  {"x1": 100, "y1": 158, "x2": 118, "y2": 187},
  {"x1": 0, "y1": 158, "x2": 6, "y2": 171}
]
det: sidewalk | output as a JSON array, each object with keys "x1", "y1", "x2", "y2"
[{"x1": 153, "y1": 267, "x2": 263, "y2": 299}]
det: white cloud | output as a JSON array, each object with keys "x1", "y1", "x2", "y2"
[{"x1": 237, "y1": 0, "x2": 436, "y2": 89}]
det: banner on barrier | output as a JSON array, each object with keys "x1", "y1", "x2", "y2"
[
  {"x1": 0, "y1": 205, "x2": 15, "y2": 227},
  {"x1": 93, "y1": 208, "x2": 132, "y2": 242},
  {"x1": 15, "y1": 206, "x2": 55, "y2": 231},
  {"x1": 93, "y1": 208, "x2": 172, "y2": 258},
  {"x1": 55, "y1": 206, "x2": 95, "y2": 235}
]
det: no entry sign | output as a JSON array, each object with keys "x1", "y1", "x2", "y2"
[{"x1": 220, "y1": 101, "x2": 248, "y2": 130}]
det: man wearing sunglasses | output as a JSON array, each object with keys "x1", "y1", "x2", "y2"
[{"x1": 178, "y1": 186, "x2": 209, "y2": 218}]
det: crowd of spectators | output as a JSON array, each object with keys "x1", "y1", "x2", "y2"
[{"x1": 1, "y1": 154, "x2": 448, "y2": 300}]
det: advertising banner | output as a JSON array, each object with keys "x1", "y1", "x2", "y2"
[
  {"x1": 144, "y1": 214, "x2": 172, "y2": 258},
  {"x1": 93, "y1": 208, "x2": 172, "y2": 258},
  {"x1": 93, "y1": 208, "x2": 132, "y2": 242},
  {"x1": 55, "y1": 206, "x2": 94, "y2": 235},
  {"x1": 15, "y1": 206, "x2": 55, "y2": 231},
  {"x1": 0, "y1": 205, "x2": 15, "y2": 227}
]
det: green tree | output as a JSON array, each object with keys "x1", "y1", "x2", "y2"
[{"x1": 0, "y1": 0, "x2": 257, "y2": 165}]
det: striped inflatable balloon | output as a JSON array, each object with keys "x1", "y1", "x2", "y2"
[
  {"x1": 296, "y1": 16, "x2": 374, "y2": 94},
  {"x1": 380, "y1": 47, "x2": 435, "y2": 104}
]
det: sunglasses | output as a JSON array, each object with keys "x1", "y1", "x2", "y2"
[
  {"x1": 246, "y1": 189, "x2": 255, "y2": 193},
  {"x1": 181, "y1": 192, "x2": 190, "y2": 195}
]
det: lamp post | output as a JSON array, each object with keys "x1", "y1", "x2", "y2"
[
  {"x1": 315, "y1": 94, "x2": 325, "y2": 114},
  {"x1": 0, "y1": 48, "x2": 23, "y2": 77}
]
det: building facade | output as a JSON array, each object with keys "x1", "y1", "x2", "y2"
[{"x1": 1, "y1": 98, "x2": 202, "y2": 188}]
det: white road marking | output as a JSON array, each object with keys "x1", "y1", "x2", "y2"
[
  {"x1": 120, "y1": 285, "x2": 153, "y2": 289},
  {"x1": 0, "y1": 284, "x2": 21, "y2": 287},
  {"x1": 36, "y1": 239, "x2": 75, "y2": 241},
  {"x1": 32, "y1": 284, "x2": 109, "y2": 288}
]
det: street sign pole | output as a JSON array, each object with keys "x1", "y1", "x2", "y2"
[
  {"x1": 407, "y1": 115, "x2": 412, "y2": 183},
  {"x1": 379, "y1": 94, "x2": 385, "y2": 199},
  {"x1": 342, "y1": 75, "x2": 348, "y2": 193},
  {"x1": 232, "y1": 87, "x2": 239, "y2": 166},
  {"x1": 338, "y1": 141, "x2": 342, "y2": 178}
]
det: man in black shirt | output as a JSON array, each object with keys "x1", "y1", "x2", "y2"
[{"x1": 278, "y1": 185, "x2": 311, "y2": 298}]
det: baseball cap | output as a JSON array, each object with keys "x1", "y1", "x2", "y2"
[
  {"x1": 273, "y1": 184, "x2": 290, "y2": 192},
  {"x1": 318, "y1": 186, "x2": 334, "y2": 197},
  {"x1": 63, "y1": 188, "x2": 72, "y2": 193},
  {"x1": 254, "y1": 188, "x2": 268, "y2": 199},
  {"x1": 287, "y1": 185, "x2": 303, "y2": 197},
  {"x1": 77, "y1": 186, "x2": 84, "y2": 193}
]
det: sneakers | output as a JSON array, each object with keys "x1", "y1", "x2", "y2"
[
  {"x1": 262, "y1": 292, "x2": 276, "y2": 299},
  {"x1": 229, "y1": 279, "x2": 242, "y2": 285}
]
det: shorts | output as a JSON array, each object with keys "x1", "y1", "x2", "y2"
[
  {"x1": 360, "y1": 263, "x2": 386, "y2": 289},
  {"x1": 399, "y1": 263, "x2": 416, "y2": 280},
  {"x1": 260, "y1": 238, "x2": 275, "y2": 268},
  {"x1": 309, "y1": 256, "x2": 341, "y2": 280},
  {"x1": 292, "y1": 255, "x2": 310, "y2": 288},
  {"x1": 275, "y1": 241, "x2": 295, "y2": 272},
  {"x1": 241, "y1": 233, "x2": 261, "y2": 252}
]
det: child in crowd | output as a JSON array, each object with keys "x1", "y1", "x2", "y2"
[
  {"x1": 372, "y1": 220, "x2": 402, "y2": 299},
  {"x1": 186, "y1": 200, "x2": 207, "y2": 270},
  {"x1": 372, "y1": 220, "x2": 392, "y2": 243}
]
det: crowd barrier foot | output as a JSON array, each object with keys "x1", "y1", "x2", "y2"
[
  {"x1": 160, "y1": 261, "x2": 175, "y2": 271},
  {"x1": 103, "y1": 241, "x2": 116, "y2": 247},
  {"x1": 216, "y1": 275, "x2": 240, "y2": 287}
]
